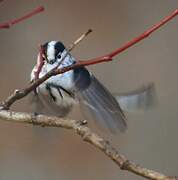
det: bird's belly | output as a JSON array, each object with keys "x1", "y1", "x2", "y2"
[
  {"x1": 37, "y1": 82, "x2": 76, "y2": 117},
  {"x1": 47, "y1": 71, "x2": 75, "y2": 91}
]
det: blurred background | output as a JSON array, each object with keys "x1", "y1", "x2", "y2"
[{"x1": 0, "y1": 0, "x2": 178, "y2": 179}]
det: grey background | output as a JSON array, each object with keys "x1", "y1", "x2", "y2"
[{"x1": 0, "y1": 0, "x2": 177, "y2": 179}]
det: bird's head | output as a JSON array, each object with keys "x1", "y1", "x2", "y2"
[{"x1": 42, "y1": 41, "x2": 66, "y2": 65}]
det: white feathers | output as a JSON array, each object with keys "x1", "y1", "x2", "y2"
[{"x1": 46, "y1": 41, "x2": 56, "y2": 61}]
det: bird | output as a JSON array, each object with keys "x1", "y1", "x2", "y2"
[{"x1": 30, "y1": 40, "x2": 156, "y2": 133}]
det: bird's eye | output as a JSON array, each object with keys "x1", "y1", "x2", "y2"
[{"x1": 57, "y1": 54, "x2": 61, "y2": 59}]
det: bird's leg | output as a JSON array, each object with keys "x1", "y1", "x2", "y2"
[
  {"x1": 45, "y1": 83, "x2": 58, "y2": 102},
  {"x1": 45, "y1": 82, "x2": 75, "y2": 101}
]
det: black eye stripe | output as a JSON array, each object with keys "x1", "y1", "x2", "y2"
[
  {"x1": 42, "y1": 41, "x2": 65, "y2": 64},
  {"x1": 54, "y1": 41, "x2": 65, "y2": 58}
]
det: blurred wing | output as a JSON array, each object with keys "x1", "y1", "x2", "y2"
[
  {"x1": 116, "y1": 83, "x2": 157, "y2": 112},
  {"x1": 77, "y1": 75, "x2": 127, "y2": 133}
]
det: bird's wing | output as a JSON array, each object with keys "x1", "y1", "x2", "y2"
[
  {"x1": 116, "y1": 83, "x2": 157, "y2": 112},
  {"x1": 77, "y1": 75, "x2": 127, "y2": 133}
]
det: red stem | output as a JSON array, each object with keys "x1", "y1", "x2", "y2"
[
  {"x1": 34, "y1": 45, "x2": 45, "y2": 80},
  {"x1": 81, "y1": 9, "x2": 178, "y2": 63},
  {"x1": 0, "y1": 23, "x2": 10, "y2": 29},
  {"x1": 0, "y1": 6, "x2": 44, "y2": 29},
  {"x1": 36, "y1": 9, "x2": 178, "y2": 82},
  {"x1": 78, "y1": 56, "x2": 112, "y2": 65}
]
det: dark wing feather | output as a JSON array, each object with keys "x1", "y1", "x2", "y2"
[{"x1": 77, "y1": 75, "x2": 127, "y2": 133}]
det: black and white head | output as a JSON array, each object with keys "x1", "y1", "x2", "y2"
[
  {"x1": 31, "y1": 40, "x2": 76, "y2": 81},
  {"x1": 31, "y1": 41, "x2": 66, "y2": 81},
  {"x1": 42, "y1": 41, "x2": 66, "y2": 65}
]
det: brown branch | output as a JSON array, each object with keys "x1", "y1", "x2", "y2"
[
  {"x1": 0, "y1": 6, "x2": 44, "y2": 29},
  {"x1": 0, "y1": 110, "x2": 176, "y2": 180}
]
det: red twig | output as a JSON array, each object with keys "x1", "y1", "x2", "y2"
[
  {"x1": 34, "y1": 45, "x2": 45, "y2": 80},
  {"x1": 32, "y1": 9, "x2": 178, "y2": 98},
  {"x1": 1, "y1": 9, "x2": 178, "y2": 110},
  {"x1": 80, "y1": 9, "x2": 178, "y2": 63},
  {"x1": 0, "y1": 6, "x2": 44, "y2": 29},
  {"x1": 32, "y1": 45, "x2": 45, "y2": 94},
  {"x1": 35, "y1": 10, "x2": 178, "y2": 78},
  {"x1": 0, "y1": 23, "x2": 10, "y2": 29}
]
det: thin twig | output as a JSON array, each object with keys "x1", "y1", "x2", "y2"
[
  {"x1": 0, "y1": 6, "x2": 44, "y2": 29},
  {"x1": 56, "y1": 29, "x2": 93, "y2": 68},
  {"x1": 0, "y1": 110, "x2": 176, "y2": 180},
  {"x1": 68, "y1": 29, "x2": 93, "y2": 51}
]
